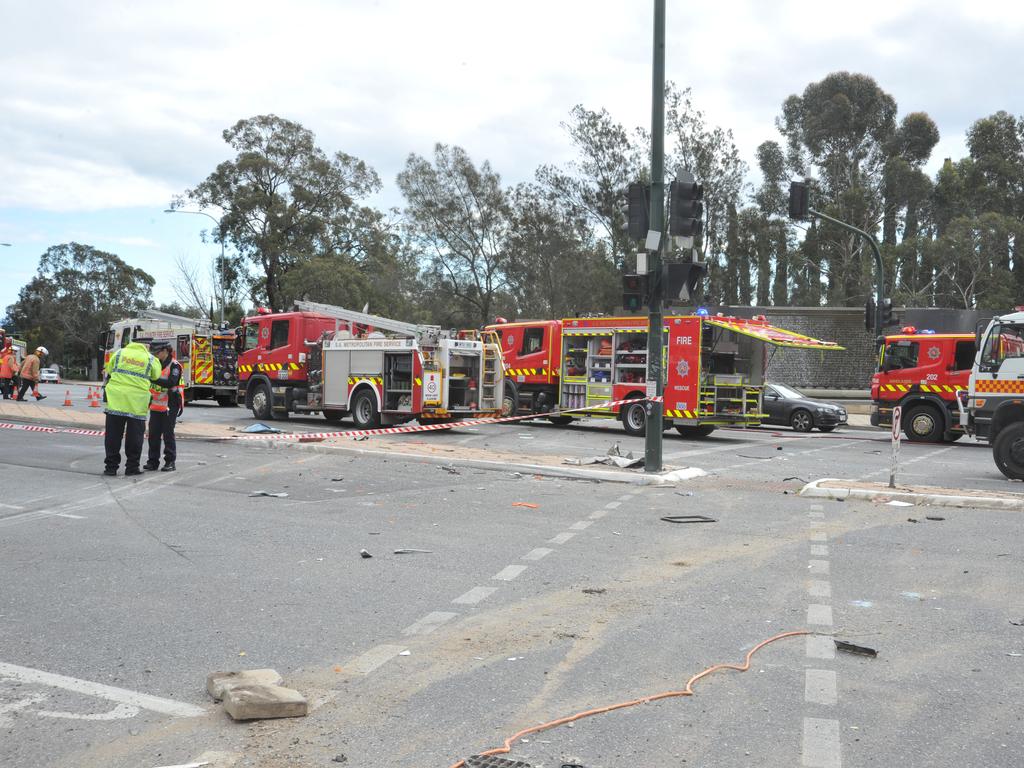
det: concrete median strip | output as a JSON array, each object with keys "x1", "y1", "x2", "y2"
[{"x1": 800, "y1": 478, "x2": 1024, "y2": 511}]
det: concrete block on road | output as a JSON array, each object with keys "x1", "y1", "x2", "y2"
[
  {"x1": 207, "y1": 669, "x2": 283, "y2": 701},
  {"x1": 222, "y1": 684, "x2": 308, "y2": 720}
]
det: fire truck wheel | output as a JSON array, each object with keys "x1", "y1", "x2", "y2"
[
  {"x1": 351, "y1": 389, "x2": 381, "y2": 429},
  {"x1": 216, "y1": 395, "x2": 235, "y2": 407},
  {"x1": 993, "y1": 422, "x2": 1024, "y2": 480},
  {"x1": 621, "y1": 402, "x2": 647, "y2": 436},
  {"x1": 904, "y1": 404, "x2": 943, "y2": 442},
  {"x1": 943, "y1": 431, "x2": 963, "y2": 442},
  {"x1": 790, "y1": 409, "x2": 813, "y2": 432},
  {"x1": 323, "y1": 409, "x2": 345, "y2": 423},
  {"x1": 547, "y1": 415, "x2": 573, "y2": 426},
  {"x1": 502, "y1": 381, "x2": 519, "y2": 417},
  {"x1": 675, "y1": 425, "x2": 716, "y2": 438},
  {"x1": 250, "y1": 382, "x2": 273, "y2": 420}
]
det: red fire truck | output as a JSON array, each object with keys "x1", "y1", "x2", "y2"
[
  {"x1": 488, "y1": 314, "x2": 842, "y2": 436},
  {"x1": 235, "y1": 301, "x2": 504, "y2": 427},
  {"x1": 869, "y1": 328, "x2": 977, "y2": 442}
]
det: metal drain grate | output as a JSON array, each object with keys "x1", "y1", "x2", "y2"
[{"x1": 464, "y1": 756, "x2": 534, "y2": 768}]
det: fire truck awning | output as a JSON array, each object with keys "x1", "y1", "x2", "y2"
[{"x1": 702, "y1": 317, "x2": 844, "y2": 350}]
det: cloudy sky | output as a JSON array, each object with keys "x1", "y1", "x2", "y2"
[{"x1": 2, "y1": 0, "x2": 1021, "y2": 313}]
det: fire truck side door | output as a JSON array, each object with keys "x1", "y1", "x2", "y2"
[{"x1": 177, "y1": 335, "x2": 192, "y2": 386}]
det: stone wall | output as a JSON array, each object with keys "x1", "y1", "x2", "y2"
[{"x1": 709, "y1": 306, "x2": 876, "y2": 389}]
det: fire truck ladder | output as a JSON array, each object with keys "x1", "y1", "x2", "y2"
[
  {"x1": 294, "y1": 301, "x2": 448, "y2": 342},
  {"x1": 479, "y1": 330, "x2": 503, "y2": 411}
]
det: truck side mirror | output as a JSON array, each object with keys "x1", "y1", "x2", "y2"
[{"x1": 234, "y1": 333, "x2": 243, "y2": 355}]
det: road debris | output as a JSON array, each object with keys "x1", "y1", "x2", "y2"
[
  {"x1": 249, "y1": 490, "x2": 288, "y2": 498},
  {"x1": 359, "y1": 549, "x2": 373, "y2": 559},
  {"x1": 331, "y1": 755, "x2": 348, "y2": 764},
  {"x1": 440, "y1": 465, "x2": 460, "y2": 475},
  {"x1": 660, "y1": 514, "x2": 716, "y2": 524},
  {"x1": 1010, "y1": 618, "x2": 1024, "y2": 626},
  {"x1": 399, "y1": 650, "x2": 411, "y2": 656},
  {"x1": 581, "y1": 588, "x2": 606, "y2": 595},
  {"x1": 512, "y1": 502, "x2": 539, "y2": 508},
  {"x1": 510, "y1": 472, "x2": 523, "y2": 479},
  {"x1": 783, "y1": 476, "x2": 808, "y2": 483},
  {"x1": 887, "y1": 500, "x2": 913, "y2": 507},
  {"x1": 331, "y1": 477, "x2": 344, "y2": 482},
  {"x1": 849, "y1": 600, "x2": 873, "y2": 608},
  {"x1": 675, "y1": 490, "x2": 694, "y2": 497},
  {"x1": 242, "y1": 423, "x2": 284, "y2": 434},
  {"x1": 925, "y1": 515, "x2": 946, "y2": 521},
  {"x1": 394, "y1": 548, "x2": 433, "y2": 554},
  {"x1": 907, "y1": 517, "x2": 920, "y2": 523},
  {"x1": 834, "y1": 640, "x2": 878, "y2": 657},
  {"x1": 207, "y1": 669, "x2": 283, "y2": 701},
  {"x1": 223, "y1": 683, "x2": 308, "y2": 720},
  {"x1": 152, "y1": 763, "x2": 211, "y2": 768}
]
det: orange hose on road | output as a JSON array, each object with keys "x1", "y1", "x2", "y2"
[{"x1": 447, "y1": 629, "x2": 808, "y2": 768}]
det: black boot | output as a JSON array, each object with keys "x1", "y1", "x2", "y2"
[
  {"x1": 143, "y1": 461, "x2": 159, "y2": 471},
  {"x1": 160, "y1": 462, "x2": 176, "y2": 472}
]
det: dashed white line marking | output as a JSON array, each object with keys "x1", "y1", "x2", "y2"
[
  {"x1": 808, "y1": 580, "x2": 832, "y2": 598},
  {"x1": 618, "y1": 494, "x2": 633, "y2": 501},
  {"x1": 589, "y1": 510, "x2": 608, "y2": 520},
  {"x1": 805, "y1": 669, "x2": 838, "y2": 706},
  {"x1": 569, "y1": 520, "x2": 593, "y2": 531},
  {"x1": 805, "y1": 634, "x2": 836, "y2": 660},
  {"x1": 810, "y1": 544, "x2": 829, "y2": 556},
  {"x1": 809, "y1": 511, "x2": 825, "y2": 519},
  {"x1": 605, "y1": 501, "x2": 621, "y2": 509},
  {"x1": 54, "y1": 513, "x2": 85, "y2": 520},
  {"x1": 401, "y1": 611, "x2": 458, "y2": 636},
  {"x1": 809, "y1": 504, "x2": 824, "y2": 511},
  {"x1": 522, "y1": 547, "x2": 553, "y2": 561},
  {"x1": 344, "y1": 644, "x2": 407, "y2": 675},
  {"x1": 549, "y1": 532, "x2": 576, "y2": 545},
  {"x1": 807, "y1": 605, "x2": 834, "y2": 626},
  {"x1": 492, "y1": 565, "x2": 528, "y2": 581},
  {"x1": 0, "y1": 661, "x2": 205, "y2": 717},
  {"x1": 452, "y1": 586, "x2": 498, "y2": 605},
  {"x1": 810, "y1": 531, "x2": 827, "y2": 542},
  {"x1": 802, "y1": 716, "x2": 841, "y2": 767},
  {"x1": 808, "y1": 560, "x2": 830, "y2": 575}
]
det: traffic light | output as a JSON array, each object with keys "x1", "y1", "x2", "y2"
[
  {"x1": 880, "y1": 297, "x2": 894, "y2": 326},
  {"x1": 668, "y1": 173, "x2": 703, "y2": 237},
  {"x1": 622, "y1": 273, "x2": 649, "y2": 312},
  {"x1": 864, "y1": 297, "x2": 875, "y2": 331},
  {"x1": 789, "y1": 181, "x2": 810, "y2": 220},
  {"x1": 663, "y1": 261, "x2": 707, "y2": 303},
  {"x1": 626, "y1": 183, "x2": 650, "y2": 241}
]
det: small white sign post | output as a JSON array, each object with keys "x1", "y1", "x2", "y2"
[{"x1": 889, "y1": 405, "x2": 902, "y2": 489}]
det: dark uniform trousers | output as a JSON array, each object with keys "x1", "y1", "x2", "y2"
[
  {"x1": 148, "y1": 410, "x2": 177, "y2": 465},
  {"x1": 105, "y1": 414, "x2": 147, "y2": 472}
]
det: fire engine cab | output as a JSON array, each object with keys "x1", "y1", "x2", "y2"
[
  {"x1": 489, "y1": 314, "x2": 842, "y2": 437},
  {"x1": 235, "y1": 301, "x2": 504, "y2": 428}
]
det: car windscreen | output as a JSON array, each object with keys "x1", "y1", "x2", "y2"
[{"x1": 771, "y1": 383, "x2": 804, "y2": 399}]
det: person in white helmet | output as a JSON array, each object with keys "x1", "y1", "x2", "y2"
[{"x1": 16, "y1": 346, "x2": 48, "y2": 401}]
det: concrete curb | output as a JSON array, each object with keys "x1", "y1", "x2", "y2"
[
  {"x1": 799, "y1": 478, "x2": 1024, "y2": 511},
  {"x1": 248, "y1": 439, "x2": 706, "y2": 486}
]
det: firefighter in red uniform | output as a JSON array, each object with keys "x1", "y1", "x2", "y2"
[{"x1": 144, "y1": 341, "x2": 183, "y2": 472}]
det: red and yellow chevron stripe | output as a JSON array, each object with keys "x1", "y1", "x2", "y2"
[{"x1": 507, "y1": 368, "x2": 548, "y2": 377}]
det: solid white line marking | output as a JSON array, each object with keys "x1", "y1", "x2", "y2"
[
  {"x1": 452, "y1": 586, "x2": 498, "y2": 605},
  {"x1": 54, "y1": 513, "x2": 85, "y2": 520},
  {"x1": 810, "y1": 544, "x2": 829, "y2": 557},
  {"x1": 0, "y1": 503, "x2": 23, "y2": 510},
  {"x1": 522, "y1": 548, "x2": 553, "y2": 561},
  {"x1": 806, "y1": 634, "x2": 835, "y2": 660},
  {"x1": 589, "y1": 510, "x2": 608, "y2": 520},
  {"x1": 401, "y1": 611, "x2": 458, "y2": 636},
  {"x1": 492, "y1": 565, "x2": 528, "y2": 581},
  {"x1": 0, "y1": 661, "x2": 205, "y2": 717},
  {"x1": 345, "y1": 644, "x2": 407, "y2": 675},
  {"x1": 605, "y1": 501, "x2": 621, "y2": 509},
  {"x1": 808, "y1": 560, "x2": 830, "y2": 575},
  {"x1": 810, "y1": 531, "x2": 827, "y2": 542},
  {"x1": 807, "y1": 605, "x2": 834, "y2": 626},
  {"x1": 805, "y1": 669, "x2": 838, "y2": 706},
  {"x1": 569, "y1": 520, "x2": 593, "y2": 531},
  {"x1": 549, "y1": 532, "x2": 576, "y2": 545},
  {"x1": 808, "y1": 581, "x2": 832, "y2": 598},
  {"x1": 802, "y1": 716, "x2": 841, "y2": 767}
]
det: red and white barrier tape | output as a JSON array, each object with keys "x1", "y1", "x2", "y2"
[{"x1": 0, "y1": 395, "x2": 661, "y2": 442}]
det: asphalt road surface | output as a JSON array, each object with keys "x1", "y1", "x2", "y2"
[{"x1": 1, "y1": 404, "x2": 1022, "y2": 768}]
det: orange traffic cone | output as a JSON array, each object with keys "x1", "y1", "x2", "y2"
[
  {"x1": 89, "y1": 387, "x2": 102, "y2": 408},
  {"x1": 63, "y1": 389, "x2": 73, "y2": 407}
]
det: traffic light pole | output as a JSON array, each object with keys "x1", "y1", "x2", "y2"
[
  {"x1": 808, "y1": 208, "x2": 886, "y2": 340},
  {"x1": 645, "y1": 0, "x2": 666, "y2": 473}
]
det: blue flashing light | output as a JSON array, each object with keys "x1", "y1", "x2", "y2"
[
  {"x1": 919, "y1": 329, "x2": 936, "y2": 334},
  {"x1": 696, "y1": 307, "x2": 710, "y2": 316}
]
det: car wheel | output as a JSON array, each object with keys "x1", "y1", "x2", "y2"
[
  {"x1": 502, "y1": 381, "x2": 519, "y2": 417},
  {"x1": 819, "y1": 426, "x2": 836, "y2": 433},
  {"x1": 790, "y1": 409, "x2": 813, "y2": 433},
  {"x1": 904, "y1": 404, "x2": 943, "y2": 442},
  {"x1": 621, "y1": 402, "x2": 647, "y2": 437},
  {"x1": 993, "y1": 422, "x2": 1024, "y2": 480},
  {"x1": 250, "y1": 382, "x2": 273, "y2": 420},
  {"x1": 351, "y1": 389, "x2": 381, "y2": 430},
  {"x1": 675, "y1": 425, "x2": 716, "y2": 438}
]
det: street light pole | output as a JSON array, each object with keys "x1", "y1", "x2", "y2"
[{"x1": 164, "y1": 209, "x2": 226, "y2": 325}]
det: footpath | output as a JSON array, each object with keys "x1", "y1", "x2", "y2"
[{"x1": 0, "y1": 401, "x2": 704, "y2": 486}]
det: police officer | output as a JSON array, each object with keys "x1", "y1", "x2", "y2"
[
  {"x1": 144, "y1": 341, "x2": 183, "y2": 472},
  {"x1": 103, "y1": 339, "x2": 161, "y2": 476}
]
